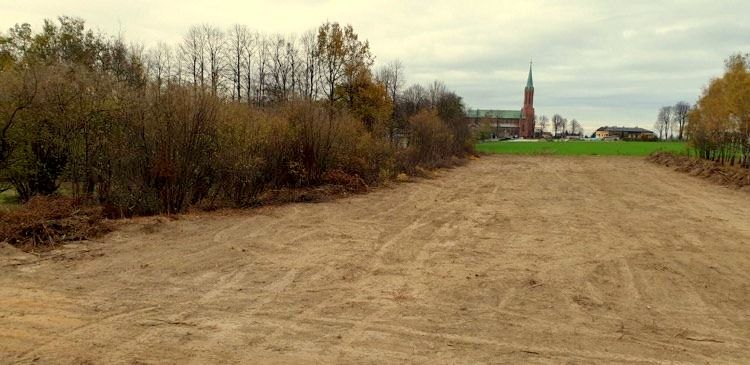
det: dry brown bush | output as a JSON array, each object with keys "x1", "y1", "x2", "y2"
[
  {"x1": 99, "y1": 87, "x2": 222, "y2": 216},
  {"x1": 330, "y1": 114, "x2": 396, "y2": 185},
  {"x1": 322, "y1": 169, "x2": 368, "y2": 192},
  {"x1": 282, "y1": 101, "x2": 398, "y2": 186},
  {"x1": 213, "y1": 104, "x2": 294, "y2": 207},
  {"x1": 0, "y1": 196, "x2": 109, "y2": 250},
  {"x1": 285, "y1": 102, "x2": 353, "y2": 185},
  {"x1": 401, "y1": 109, "x2": 455, "y2": 171}
]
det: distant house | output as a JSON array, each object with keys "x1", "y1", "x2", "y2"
[{"x1": 595, "y1": 126, "x2": 655, "y2": 140}]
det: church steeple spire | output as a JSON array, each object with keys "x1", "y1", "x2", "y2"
[
  {"x1": 526, "y1": 60, "x2": 534, "y2": 89},
  {"x1": 521, "y1": 60, "x2": 536, "y2": 138}
]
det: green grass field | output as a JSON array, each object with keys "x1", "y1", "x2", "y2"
[
  {"x1": 0, "y1": 188, "x2": 16, "y2": 203},
  {"x1": 0, "y1": 182, "x2": 75, "y2": 207},
  {"x1": 475, "y1": 140, "x2": 688, "y2": 156},
  {"x1": 0, "y1": 188, "x2": 19, "y2": 211}
]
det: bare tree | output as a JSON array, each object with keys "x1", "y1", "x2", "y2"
[
  {"x1": 428, "y1": 80, "x2": 446, "y2": 107},
  {"x1": 226, "y1": 24, "x2": 250, "y2": 101},
  {"x1": 552, "y1": 114, "x2": 564, "y2": 137},
  {"x1": 299, "y1": 29, "x2": 319, "y2": 100},
  {"x1": 674, "y1": 101, "x2": 690, "y2": 140},
  {"x1": 255, "y1": 33, "x2": 270, "y2": 104},
  {"x1": 537, "y1": 115, "x2": 549, "y2": 133},
  {"x1": 269, "y1": 33, "x2": 291, "y2": 101},
  {"x1": 656, "y1": 106, "x2": 672, "y2": 140},
  {"x1": 264, "y1": 33, "x2": 300, "y2": 102},
  {"x1": 180, "y1": 25, "x2": 206, "y2": 89},
  {"x1": 146, "y1": 42, "x2": 172, "y2": 92},
  {"x1": 668, "y1": 114, "x2": 678, "y2": 139},
  {"x1": 376, "y1": 60, "x2": 406, "y2": 140},
  {"x1": 202, "y1": 24, "x2": 225, "y2": 95},
  {"x1": 570, "y1": 119, "x2": 581, "y2": 135},
  {"x1": 241, "y1": 31, "x2": 257, "y2": 103},
  {"x1": 376, "y1": 60, "x2": 405, "y2": 105},
  {"x1": 286, "y1": 35, "x2": 300, "y2": 97},
  {"x1": 128, "y1": 42, "x2": 146, "y2": 78},
  {"x1": 401, "y1": 83, "x2": 428, "y2": 116}
]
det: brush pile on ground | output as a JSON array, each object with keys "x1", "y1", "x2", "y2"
[
  {"x1": 0, "y1": 197, "x2": 109, "y2": 250},
  {"x1": 648, "y1": 152, "x2": 750, "y2": 188}
]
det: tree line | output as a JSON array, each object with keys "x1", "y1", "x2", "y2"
[
  {"x1": 0, "y1": 16, "x2": 474, "y2": 215},
  {"x1": 537, "y1": 114, "x2": 583, "y2": 137},
  {"x1": 687, "y1": 54, "x2": 750, "y2": 167},
  {"x1": 654, "y1": 102, "x2": 691, "y2": 140}
]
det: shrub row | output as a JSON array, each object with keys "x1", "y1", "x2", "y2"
[
  {"x1": 0, "y1": 18, "x2": 475, "y2": 249},
  {"x1": 1, "y1": 72, "x2": 473, "y2": 218}
]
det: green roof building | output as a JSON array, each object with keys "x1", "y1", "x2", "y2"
[{"x1": 466, "y1": 62, "x2": 536, "y2": 139}]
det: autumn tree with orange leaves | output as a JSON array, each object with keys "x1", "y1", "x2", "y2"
[{"x1": 688, "y1": 54, "x2": 750, "y2": 167}]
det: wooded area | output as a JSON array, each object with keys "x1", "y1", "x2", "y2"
[
  {"x1": 0, "y1": 17, "x2": 474, "y2": 216},
  {"x1": 687, "y1": 54, "x2": 750, "y2": 167}
]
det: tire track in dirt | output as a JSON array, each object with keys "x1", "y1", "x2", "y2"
[
  {"x1": 330, "y1": 211, "x2": 459, "y2": 355},
  {"x1": 3, "y1": 156, "x2": 750, "y2": 363},
  {"x1": 250, "y1": 197, "x2": 459, "y2": 353}
]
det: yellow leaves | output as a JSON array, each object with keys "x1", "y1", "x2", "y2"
[
  {"x1": 690, "y1": 54, "x2": 750, "y2": 163},
  {"x1": 693, "y1": 55, "x2": 750, "y2": 134}
]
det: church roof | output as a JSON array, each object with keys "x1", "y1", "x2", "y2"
[
  {"x1": 526, "y1": 62, "x2": 534, "y2": 89},
  {"x1": 466, "y1": 109, "x2": 522, "y2": 119}
]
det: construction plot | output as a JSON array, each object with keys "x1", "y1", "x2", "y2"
[{"x1": 2, "y1": 155, "x2": 750, "y2": 364}]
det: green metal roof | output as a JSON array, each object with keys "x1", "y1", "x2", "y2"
[{"x1": 465, "y1": 109, "x2": 522, "y2": 119}]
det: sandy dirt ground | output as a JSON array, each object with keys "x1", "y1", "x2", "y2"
[{"x1": 2, "y1": 155, "x2": 750, "y2": 364}]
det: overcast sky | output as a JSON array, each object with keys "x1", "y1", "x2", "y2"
[{"x1": 2, "y1": 0, "x2": 749, "y2": 133}]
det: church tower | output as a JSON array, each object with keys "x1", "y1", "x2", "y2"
[{"x1": 520, "y1": 62, "x2": 536, "y2": 138}]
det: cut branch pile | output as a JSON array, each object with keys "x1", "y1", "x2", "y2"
[
  {"x1": 0, "y1": 196, "x2": 110, "y2": 250},
  {"x1": 648, "y1": 152, "x2": 750, "y2": 188}
]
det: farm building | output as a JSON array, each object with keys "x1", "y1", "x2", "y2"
[
  {"x1": 466, "y1": 63, "x2": 536, "y2": 139},
  {"x1": 595, "y1": 126, "x2": 655, "y2": 140}
]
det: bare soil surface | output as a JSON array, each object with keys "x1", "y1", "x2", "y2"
[{"x1": 2, "y1": 156, "x2": 750, "y2": 364}]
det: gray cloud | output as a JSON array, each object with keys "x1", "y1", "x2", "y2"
[{"x1": 2, "y1": 0, "x2": 748, "y2": 133}]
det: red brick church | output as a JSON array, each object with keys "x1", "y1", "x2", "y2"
[{"x1": 466, "y1": 63, "x2": 536, "y2": 139}]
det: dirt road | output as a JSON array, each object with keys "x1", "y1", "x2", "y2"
[{"x1": 2, "y1": 156, "x2": 750, "y2": 364}]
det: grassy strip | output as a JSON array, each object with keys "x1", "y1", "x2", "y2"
[
  {"x1": 0, "y1": 189, "x2": 18, "y2": 206},
  {"x1": 475, "y1": 141, "x2": 688, "y2": 156}
]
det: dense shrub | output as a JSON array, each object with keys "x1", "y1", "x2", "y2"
[
  {"x1": 3, "y1": 65, "x2": 77, "y2": 201},
  {"x1": 214, "y1": 104, "x2": 294, "y2": 206},
  {"x1": 404, "y1": 109, "x2": 455, "y2": 169},
  {"x1": 285, "y1": 103, "x2": 352, "y2": 185},
  {"x1": 6, "y1": 134, "x2": 69, "y2": 201},
  {"x1": 344, "y1": 131, "x2": 397, "y2": 184},
  {"x1": 1, "y1": 89, "x2": 472, "y2": 215},
  {"x1": 96, "y1": 87, "x2": 221, "y2": 216},
  {"x1": 436, "y1": 91, "x2": 474, "y2": 156}
]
